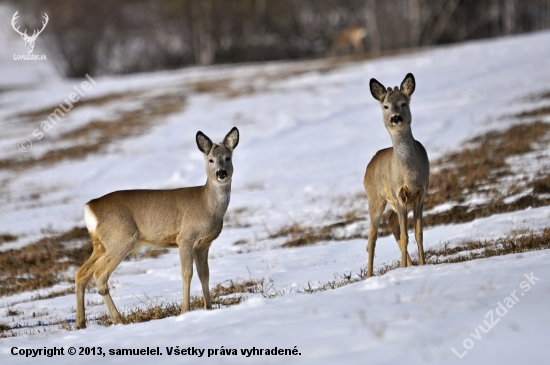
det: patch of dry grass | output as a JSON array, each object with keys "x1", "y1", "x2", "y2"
[
  {"x1": 141, "y1": 248, "x2": 170, "y2": 259},
  {"x1": 302, "y1": 227, "x2": 550, "y2": 294},
  {"x1": 93, "y1": 279, "x2": 266, "y2": 327},
  {"x1": 30, "y1": 287, "x2": 76, "y2": 301},
  {"x1": 425, "y1": 227, "x2": 550, "y2": 264},
  {"x1": 15, "y1": 91, "x2": 144, "y2": 124},
  {"x1": 2, "y1": 224, "x2": 547, "y2": 337},
  {"x1": 425, "y1": 121, "x2": 550, "y2": 209},
  {"x1": 1, "y1": 93, "x2": 186, "y2": 171},
  {"x1": 0, "y1": 234, "x2": 17, "y2": 245},
  {"x1": 5, "y1": 308, "x2": 22, "y2": 316},
  {"x1": 0, "y1": 226, "x2": 175, "y2": 298},
  {"x1": 224, "y1": 207, "x2": 251, "y2": 228},
  {"x1": 518, "y1": 90, "x2": 550, "y2": 103},
  {"x1": 0, "y1": 322, "x2": 13, "y2": 338},
  {"x1": 0, "y1": 227, "x2": 91, "y2": 297},
  {"x1": 515, "y1": 106, "x2": 550, "y2": 119},
  {"x1": 277, "y1": 119, "x2": 550, "y2": 248}
]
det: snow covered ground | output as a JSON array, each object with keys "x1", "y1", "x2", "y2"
[
  {"x1": 2, "y1": 248, "x2": 550, "y2": 365},
  {"x1": 1, "y1": 22, "x2": 550, "y2": 365}
]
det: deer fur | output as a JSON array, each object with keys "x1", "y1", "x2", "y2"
[
  {"x1": 75, "y1": 127, "x2": 239, "y2": 329},
  {"x1": 330, "y1": 25, "x2": 367, "y2": 56},
  {"x1": 364, "y1": 73, "x2": 429, "y2": 277}
]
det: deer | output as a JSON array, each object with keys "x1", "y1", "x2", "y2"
[
  {"x1": 330, "y1": 25, "x2": 367, "y2": 56},
  {"x1": 75, "y1": 127, "x2": 239, "y2": 329},
  {"x1": 11, "y1": 11, "x2": 49, "y2": 54},
  {"x1": 363, "y1": 73, "x2": 429, "y2": 278}
]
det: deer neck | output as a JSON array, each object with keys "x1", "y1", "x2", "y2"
[
  {"x1": 389, "y1": 127, "x2": 418, "y2": 168},
  {"x1": 203, "y1": 179, "x2": 231, "y2": 216}
]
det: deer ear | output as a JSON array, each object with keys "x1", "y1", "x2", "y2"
[
  {"x1": 223, "y1": 127, "x2": 239, "y2": 152},
  {"x1": 400, "y1": 73, "x2": 415, "y2": 98},
  {"x1": 370, "y1": 78, "x2": 387, "y2": 102},
  {"x1": 196, "y1": 131, "x2": 213, "y2": 155}
]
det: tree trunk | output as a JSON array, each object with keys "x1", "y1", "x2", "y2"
[
  {"x1": 366, "y1": 0, "x2": 381, "y2": 55},
  {"x1": 191, "y1": 0, "x2": 215, "y2": 65}
]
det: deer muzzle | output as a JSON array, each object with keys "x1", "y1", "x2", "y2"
[{"x1": 390, "y1": 114, "x2": 403, "y2": 124}]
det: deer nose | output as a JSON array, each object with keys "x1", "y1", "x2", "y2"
[
  {"x1": 216, "y1": 170, "x2": 227, "y2": 180},
  {"x1": 390, "y1": 114, "x2": 403, "y2": 124}
]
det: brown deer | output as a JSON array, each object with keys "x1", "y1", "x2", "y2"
[
  {"x1": 75, "y1": 127, "x2": 239, "y2": 329},
  {"x1": 330, "y1": 25, "x2": 367, "y2": 56},
  {"x1": 364, "y1": 73, "x2": 429, "y2": 277}
]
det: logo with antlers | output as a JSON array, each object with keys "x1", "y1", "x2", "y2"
[{"x1": 11, "y1": 11, "x2": 49, "y2": 54}]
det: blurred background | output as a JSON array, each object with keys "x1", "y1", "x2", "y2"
[{"x1": 4, "y1": 0, "x2": 550, "y2": 78}]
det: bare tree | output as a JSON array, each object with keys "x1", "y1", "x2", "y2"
[
  {"x1": 8, "y1": 0, "x2": 550, "y2": 77},
  {"x1": 365, "y1": 0, "x2": 381, "y2": 54},
  {"x1": 191, "y1": 0, "x2": 215, "y2": 65}
]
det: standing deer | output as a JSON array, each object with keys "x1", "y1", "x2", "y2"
[
  {"x1": 330, "y1": 25, "x2": 367, "y2": 56},
  {"x1": 75, "y1": 127, "x2": 239, "y2": 329},
  {"x1": 11, "y1": 11, "x2": 49, "y2": 54},
  {"x1": 364, "y1": 73, "x2": 429, "y2": 277}
]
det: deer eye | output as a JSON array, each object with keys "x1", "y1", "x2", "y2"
[
  {"x1": 402, "y1": 103, "x2": 407, "y2": 107},
  {"x1": 225, "y1": 157, "x2": 230, "y2": 161},
  {"x1": 209, "y1": 159, "x2": 214, "y2": 163},
  {"x1": 384, "y1": 105, "x2": 389, "y2": 109}
]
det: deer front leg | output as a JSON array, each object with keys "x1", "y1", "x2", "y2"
[
  {"x1": 367, "y1": 219, "x2": 378, "y2": 278},
  {"x1": 366, "y1": 198, "x2": 386, "y2": 278},
  {"x1": 396, "y1": 204, "x2": 409, "y2": 269},
  {"x1": 178, "y1": 242, "x2": 194, "y2": 313},
  {"x1": 194, "y1": 246, "x2": 212, "y2": 310},
  {"x1": 414, "y1": 200, "x2": 426, "y2": 265},
  {"x1": 388, "y1": 211, "x2": 413, "y2": 267}
]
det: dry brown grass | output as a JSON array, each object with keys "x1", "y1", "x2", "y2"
[
  {"x1": 2, "y1": 224, "x2": 547, "y2": 336},
  {"x1": 532, "y1": 175, "x2": 550, "y2": 194},
  {"x1": 93, "y1": 279, "x2": 264, "y2": 327},
  {"x1": 224, "y1": 207, "x2": 252, "y2": 228},
  {"x1": 515, "y1": 105, "x2": 550, "y2": 119},
  {"x1": 1, "y1": 93, "x2": 186, "y2": 171},
  {"x1": 0, "y1": 278, "x2": 279, "y2": 336},
  {"x1": 0, "y1": 322, "x2": 12, "y2": 337},
  {"x1": 0, "y1": 227, "x2": 91, "y2": 296},
  {"x1": 519, "y1": 90, "x2": 550, "y2": 103},
  {"x1": 15, "y1": 92, "x2": 144, "y2": 124},
  {"x1": 423, "y1": 228, "x2": 550, "y2": 264},
  {"x1": 423, "y1": 194, "x2": 550, "y2": 227},
  {"x1": 277, "y1": 222, "x2": 361, "y2": 248},
  {"x1": 5, "y1": 308, "x2": 22, "y2": 316},
  {"x1": 425, "y1": 121, "x2": 550, "y2": 209},
  {"x1": 277, "y1": 119, "x2": 550, "y2": 248},
  {"x1": 0, "y1": 226, "x2": 175, "y2": 298},
  {"x1": 141, "y1": 248, "x2": 170, "y2": 259},
  {"x1": 0, "y1": 234, "x2": 17, "y2": 245},
  {"x1": 302, "y1": 227, "x2": 550, "y2": 294},
  {"x1": 30, "y1": 287, "x2": 76, "y2": 301}
]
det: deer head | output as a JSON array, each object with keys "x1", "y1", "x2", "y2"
[{"x1": 12, "y1": 11, "x2": 49, "y2": 54}]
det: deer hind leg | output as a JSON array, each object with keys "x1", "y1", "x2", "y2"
[
  {"x1": 388, "y1": 211, "x2": 413, "y2": 267},
  {"x1": 413, "y1": 198, "x2": 426, "y2": 265},
  {"x1": 194, "y1": 246, "x2": 212, "y2": 310},
  {"x1": 75, "y1": 240, "x2": 105, "y2": 329},
  {"x1": 366, "y1": 196, "x2": 386, "y2": 278},
  {"x1": 92, "y1": 231, "x2": 139, "y2": 325}
]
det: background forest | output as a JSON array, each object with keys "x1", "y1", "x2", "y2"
[{"x1": 8, "y1": 0, "x2": 550, "y2": 77}]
